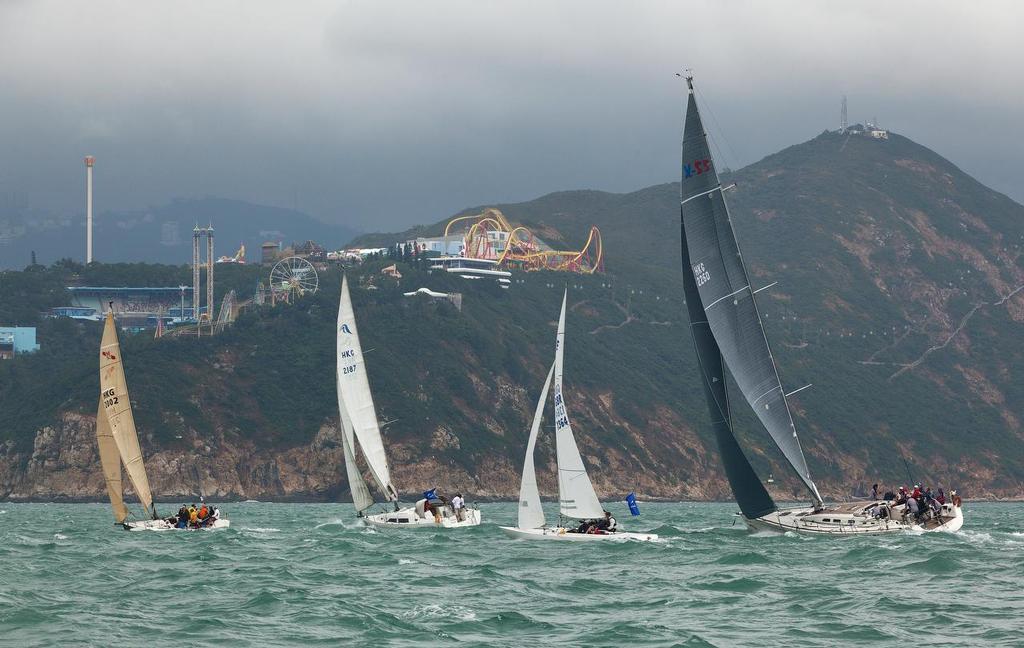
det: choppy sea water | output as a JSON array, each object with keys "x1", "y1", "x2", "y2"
[{"x1": 1, "y1": 501, "x2": 1022, "y2": 647}]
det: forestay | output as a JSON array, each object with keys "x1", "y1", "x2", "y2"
[
  {"x1": 518, "y1": 363, "x2": 555, "y2": 529},
  {"x1": 95, "y1": 397, "x2": 130, "y2": 523},
  {"x1": 336, "y1": 275, "x2": 398, "y2": 502},
  {"x1": 679, "y1": 78, "x2": 821, "y2": 506},
  {"x1": 552, "y1": 291, "x2": 605, "y2": 519},
  {"x1": 99, "y1": 312, "x2": 156, "y2": 519}
]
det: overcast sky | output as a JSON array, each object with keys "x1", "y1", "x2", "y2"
[{"x1": 1, "y1": 1, "x2": 1021, "y2": 232}]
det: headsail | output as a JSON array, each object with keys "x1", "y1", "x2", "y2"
[
  {"x1": 680, "y1": 210, "x2": 777, "y2": 519},
  {"x1": 679, "y1": 76, "x2": 821, "y2": 506},
  {"x1": 336, "y1": 275, "x2": 398, "y2": 502},
  {"x1": 552, "y1": 290, "x2": 604, "y2": 519},
  {"x1": 95, "y1": 398, "x2": 130, "y2": 523},
  {"x1": 518, "y1": 362, "x2": 555, "y2": 529},
  {"x1": 99, "y1": 312, "x2": 156, "y2": 519},
  {"x1": 339, "y1": 398, "x2": 374, "y2": 512}
]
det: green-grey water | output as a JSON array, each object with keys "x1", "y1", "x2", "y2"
[{"x1": 1, "y1": 502, "x2": 1021, "y2": 647}]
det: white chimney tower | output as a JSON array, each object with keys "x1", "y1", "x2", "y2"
[{"x1": 84, "y1": 155, "x2": 95, "y2": 263}]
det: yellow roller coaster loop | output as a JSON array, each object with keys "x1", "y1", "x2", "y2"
[{"x1": 444, "y1": 208, "x2": 603, "y2": 274}]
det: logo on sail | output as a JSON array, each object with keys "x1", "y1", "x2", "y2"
[
  {"x1": 339, "y1": 323, "x2": 352, "y2": 334},
  {"x1": 101, "y1": 350, "x2": 117, "y2": 360},
  {"x1": 683, "y1": 158, "x2": 712, "y2": 179}
]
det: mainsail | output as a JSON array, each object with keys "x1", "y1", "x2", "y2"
[
  {"x1": 336, "y1": 275, "x2": 398, "y2": 502},
  {"x1": 552, "y1": 290, "x2": 605, "y2": 519},
  {"x1": 99, "y1": 312, "x2": 157, "y2": 519},
  {"x1": 679, "y1": 75, "x2": 822, "y2": 507},
  {"x1": 95, "y1": 398, "x2": 130, "y2": 523},
  {"x1": 517, "y1": 363, "x2": 555, "y2": 529}
]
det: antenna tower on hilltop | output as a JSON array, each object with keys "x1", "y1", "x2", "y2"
[{"x1": 841, "y1": 95, "x2": 848, "y2": 133}]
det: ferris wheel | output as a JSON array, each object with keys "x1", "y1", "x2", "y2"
[{"x1": 269, "y1": 256, "x2": 319, "y2": 297}]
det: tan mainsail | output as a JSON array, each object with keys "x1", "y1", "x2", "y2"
[
  {"x1": 96, "y1": 398, "x2": 130, "y2": 523},
  {"x1": 99, "y1": 312, "x2": 156, "y2": 518}
]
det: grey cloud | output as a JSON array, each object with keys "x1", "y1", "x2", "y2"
[{"x1": 0, "y1": 0, "x2": 1020, "y2": 234}]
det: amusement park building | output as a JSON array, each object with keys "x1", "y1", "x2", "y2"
[
  {"x1": 52, "y1": 286, "x2": 203, "y2": 326},
  {"x1": 0, "y1": 326, "x2": 40, "y2": 359}
]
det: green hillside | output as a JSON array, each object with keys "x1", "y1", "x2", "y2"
[{"x1": 2, "y1": 129, "x2": 1022, "y2": 501}]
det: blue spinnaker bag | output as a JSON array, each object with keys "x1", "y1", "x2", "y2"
[
  {"x1": 626, "y1": 492, "x2": 640, "y2": 516},
  {"x1": 422, "y1": 488, "x2": 437, "y2": 501}
]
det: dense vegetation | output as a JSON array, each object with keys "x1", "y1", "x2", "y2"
[{"x1": 2, "y1": 129, "x2": 1022, "y2": 498}]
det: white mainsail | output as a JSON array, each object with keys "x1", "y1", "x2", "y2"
[
  {"x1": 95, "y1": 398, "x2": 129, "y2": 523},
  {"x1": 336, "y1": 275, "x2": 398, "y2": 502},
  {"x1": 99, "y1": 312, "x2": 156, "y2": 519},
  {"x1": 517, "y1": 362, "x2": 555, "y2": 529},
  {"x1": 553, "y1": 290, "x2": 604, "y2": 519}
]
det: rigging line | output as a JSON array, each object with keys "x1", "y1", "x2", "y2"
[{"x1": 695, "y1": 86, "x2": 742, "y2": 173}]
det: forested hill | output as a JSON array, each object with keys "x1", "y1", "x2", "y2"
[{"x1": 1, "y1": 129, "x2": 1022, "y2": 502}]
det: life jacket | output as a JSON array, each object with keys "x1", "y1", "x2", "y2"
[{"x1": 199, "y1": 506, "x2": 208, "y2": 519}]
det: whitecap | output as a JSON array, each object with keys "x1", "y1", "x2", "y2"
[
  {"x1": 398, "y1": 558, "x2": 415, "y2": 565},
  {"x1": 54, "y1": 533, "x2": 68, "y2": 540},
  {"x1": 958, "y1": 530, "x2": 993, "y2": 543},
  {"x1": 241, "y1": 527, "x2": 281, "y2": 534},
  {"x1": 401, "y1": 603, "x2": 477, "y2": 622}
]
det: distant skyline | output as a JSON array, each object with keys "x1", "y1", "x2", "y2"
[{"x1": 0, "y1": 1, "x2": 1021, "y2": 233}]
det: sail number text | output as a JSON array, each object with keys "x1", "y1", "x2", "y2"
[
  {"x1": 101, "y1": 387, "x2": 119, "y2": 408},
  {"x1": 683, "y1": 158, "x2": 712, "y2": 178},
  {"x1": 692, "y1": 262, "x2": 711, "y2": 287}
]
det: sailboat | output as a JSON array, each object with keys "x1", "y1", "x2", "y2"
[
  {"x1": 677, "y1": 74, "x2": 963, "y2": 534},
  {"x1": 500, "y1": 291, "x2": 658, "y2": 541},
  {"x1": 96, "y1": 311, "x2": 229, "y2": 531},
  {"x1": 335, "y1": 275, "x2": 481, "y2": 528}
]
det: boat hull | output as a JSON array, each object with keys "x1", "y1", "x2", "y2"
[
  {"x1": 126, "y1": 518, "x2": 231, "y2": 531},
  {"x1": 363, "y1": 506, "x2": 481, "y2": 529},
  {"x1": 744, "y1": 501, "x2": 963, "y2": 535},
  {"x1": 499, "y1": 526, "x2": 659, "y2": 542}
]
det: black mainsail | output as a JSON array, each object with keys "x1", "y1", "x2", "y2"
[{"x1": 679, "y1": 75, "x2": 823, "y2": 511}]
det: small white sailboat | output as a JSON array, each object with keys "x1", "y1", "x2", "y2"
[
  {"x1": 500, "y1": 291, "x2": 658, "y2": 542},
  {"x1": 677, "y1": 74, "x2": 962, "y2": 535},
  {"x1": 335, "y1": 275, "x2": 481, "y2": 529},
  {"x1": 96, "y1": 310, "x2": 229, "y2": 531}
]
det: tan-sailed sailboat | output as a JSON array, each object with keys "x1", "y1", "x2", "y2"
[{"x1": 96, "y1": 310, "x2": 229, "y2": 531}]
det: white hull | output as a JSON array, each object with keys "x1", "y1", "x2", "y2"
[
  {"x1": 126, "y1": 518, "x2": 231, "y2": 531},
  {"x1": 363, "y1": 506, "x2": 481, "y2": 529},
  {"x1": 745, "y1": 501, "x2": 963, "y2": 535},
  {"x1": 499, "y1": 526, "x2": 659, "y2": 542}
]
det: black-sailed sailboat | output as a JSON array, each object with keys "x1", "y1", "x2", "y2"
[{"x1": 678, "y1": 74, "x2": 963, "y2": 534}]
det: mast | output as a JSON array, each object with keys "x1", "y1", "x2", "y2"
[{"x1": 679, "y1": 74, "x2": 822, "y2": 509}]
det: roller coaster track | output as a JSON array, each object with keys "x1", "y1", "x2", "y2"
[{"x1": 444, "y1": 208, "x2": 603, "y2": 274}]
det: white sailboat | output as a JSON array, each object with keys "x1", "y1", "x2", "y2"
[
  {"x1": 96, "y1": 311, "x2": 229, "y2": 531},
  {"x1": 678, "y1": 74, "x2": 962, "y2": 535},
  {"x1": 335, "y1": 275, "x2": 481, "y2": 529},
  {"x1": 500, "y1": 291, "x2": 658, "y2": 541}
]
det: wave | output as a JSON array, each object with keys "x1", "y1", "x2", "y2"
[{"x1": 240, "y1": 527, "x2": 281, "y2": 534}]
